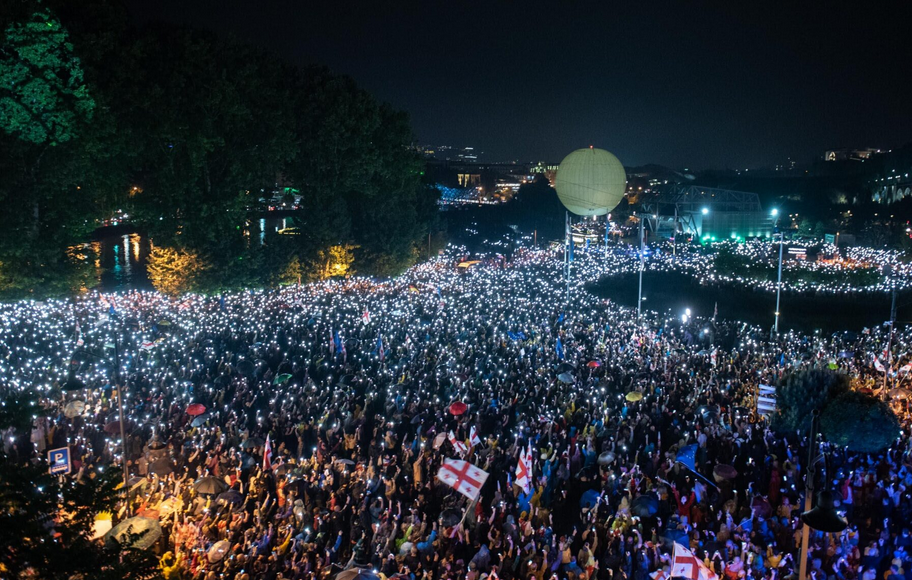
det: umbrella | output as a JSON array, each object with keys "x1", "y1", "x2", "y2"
[
  {"x1": 239, "y1": 454, "x2": 256, "y2": 469},
  {"x1": 274, "y1": 373, "x2": 293, "y2": 385},
  {"x1": 625, "y1": 391, "x2": 643, "y2": 402},
  {"x1": 92, "y1": 512, "x2": 113, "y2": 539},
  {"x1": 104, "y1": 516, "x2": 162, "y2": 550},
  {"x1": 448, "y1": 401, "x2": 467, "y2": 416},
  {"x1": 191, "y1": 414, "x2": 209, "y2": 427},
  {"x1": 890, "y1": 388, "x2": 912, "y2": 400},
  {"x1": 186, "y1": 403, "x2": 207, "y2": 416},
  {"x1": 557, "y1": 372, "x2": 574, "y2": 384},
  {"x1": 750, "y1": 496, "x2": 772, "y2": 518},
  {"x1": 597, "y1": 451, "x2": 616, "y2": 465},
  {"x1": 148, "y1": 458, "x2": 174, "y2": 476},
  {"x1": 64, "y1": 400, "x2": 86, "y2": 419},
  {"x1": 237, "y1": 359, "x2": 255, "y2": 376},
  {"x1": 193, "y1": 476, "x2": 228, "y2": 496},
  {"x1": 335, "y1": 458, "x2": 355, "y2": 466},
  {"x1": 659, "y1": 527, "x2": 688, "y2": 548},
  {"x1": 433, "y1": 432, "x2": 447, "y2": 449},
  {"x1": 410, "y1": 413, "x2": 425, "y2": 425},
  {"x1": 157, "y1": 319, "x2": 172, "y2": 327},
  {"x1": 587, "y1": 361, "x2": 601, "y2": 368},
  {"x1": 556, "y1": 362, "x2": 576, "y2": 374},
  {"x1": 241, "y1": 437, "x2": 264, "y2": 449},
  {"x1": 208, "y1": 540, "x2": 231, "y2": 563},
  {"x1": 104, "y1": 419, "x2": 131, "y2": 435},
  {"x1": 217, "y1": 489, "x2": 244, "y2": 505},
  {"x1": 336, "y1": 570, "x2": 382, "y2": 580},
  {"x1": 439, "y1": 508, "x2": 462, "y2": 527},
  {"x1": 630, "y1": 495, "x2": 659, "y2": 517},
  {"x1": 579, "y1": 489, "x2": 601, "y2": 510},
  {"x1": 713, "y1": 464, "x2": 738, "y2": 482}
]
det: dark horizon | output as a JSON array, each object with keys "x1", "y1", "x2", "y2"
[{"x1": 126, "y1": 1, "x2": 911, "y2": 170}]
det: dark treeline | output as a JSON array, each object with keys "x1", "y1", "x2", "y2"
[{"x1": 0, "y1": 0, "x2": 439, "y2": 299}]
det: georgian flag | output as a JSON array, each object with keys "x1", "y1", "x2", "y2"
[
  {"x1": 469, "y1": 426, "x2": 482, "y2": 448},
  {"x1": 515, "y1": 444, "x2": 532, "y2": 493},
  {"x1": 263, "y1": 434, "x2": 273, "y2": 471},
  {"x1": 362, "y1": 309, "x2": 371, "y2": 325},
  {"x1": 671, "y1": 543, "x2": 716, "y2": 580},
  {"x1": 140, "y1": 340, "x2": 156, "y2": 351},
  {"x1": 437, "y1": 458, "x2": 489, "y2": 501},
  {"x1": 448, "y1": 431, "x2": 468, "y2": 456},
  {"x1": 874, "y1": 357, "x2": 886, "y2": 373}
]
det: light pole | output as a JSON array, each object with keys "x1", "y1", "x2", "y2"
[
  {"x1": 797, "y1": 411, "x2": 848, "y2": 580},
  {"x1": 637, "y1": 215, "x2": 645, "y2": 320},
  {"x1": 772, "y1": 209, "x2": 783, "y2": 335}
]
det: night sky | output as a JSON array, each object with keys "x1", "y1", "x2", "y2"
[{"x1": 127, "y1": 1, "x2": 911, "y2": 170}]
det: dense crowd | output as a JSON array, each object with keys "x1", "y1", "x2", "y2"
[{"x1": 2, "y1": 245, "x2": 912, "y2": 580}]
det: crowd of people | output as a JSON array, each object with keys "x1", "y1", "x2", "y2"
[{"x1": 3, "y1": 244, "x2": 912, "y2": 580}]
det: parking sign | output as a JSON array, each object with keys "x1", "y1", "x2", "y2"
[{"x1": 49, "y1": 447, "x2": 71, "y2": 475}]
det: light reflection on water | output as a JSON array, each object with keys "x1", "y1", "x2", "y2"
[{"x1": 94, "y1": 218, "x2": 286, "y2": 291}]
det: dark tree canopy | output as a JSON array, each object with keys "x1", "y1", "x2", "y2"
[
  {"x1": 820, "y1": 390, "x2": 900, "y2": 453},
  {"x1": 770, "y1": 368, "x2": 850, "y2": 434}
]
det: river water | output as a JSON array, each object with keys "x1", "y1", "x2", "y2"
[
  {"x1": 587, "y1": 271, "x2": 910, "y2": 334},
  {"x1": 92, "y1": 217, "x2": 294, "y2": 291}
]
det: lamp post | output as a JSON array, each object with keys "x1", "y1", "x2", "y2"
[
  {"x1": 637, "y1": 215, "x2": 645, "y2": 320},
  {"x1": 797, "y1": 410, "x2": 847, "y2": 580},
  {"x1": 65, "y1": 329, "x2": 130, "y2": 514},
  {"x1": 772, "y1": 209, "x2": 783, "y2": 335}
]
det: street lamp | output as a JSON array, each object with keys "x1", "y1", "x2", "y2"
[
  {"x1": 65, "y1": 336, "x2": 130, "y2": 513},
  {"x1": 797, "y1": 411, "x2": 848, "y2": 580},
  {"x1": 773, "y1": 209, "x2": 784, "y2": 336}
]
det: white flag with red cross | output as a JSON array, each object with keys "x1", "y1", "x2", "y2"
[
  {"x1": 437, "y1": 458, "x2": 489, "y2": 501},
  {"x1": 469, "y1": 426, "x2": 482, "y2": 448},
  {"x1": 671, "y1": 543, "x2": 716, "y2": 580},
  {"x1": 448, "y1": 431, "x2": 468, "y2": 456}
]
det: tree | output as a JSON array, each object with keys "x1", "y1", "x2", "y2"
[
  {"x1": 770, "y1": 369, "x2": 850, "y2": 433},
  {"x1": 0, "y1": 10, "x2": 95, "y2": 146},
  {"x1": 820, "y1": 390, "x2": 900, "y2": 452},
  {"x1": 0, "y1": 391, "x2": 159, "y2": 579},
  {"x1": 146, "y1": 245, "x2": 206, "y2": 296}
]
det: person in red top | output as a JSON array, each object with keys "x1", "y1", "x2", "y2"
[{"x1": 672, "y1": 484, "x2": 697, "y2": 523}]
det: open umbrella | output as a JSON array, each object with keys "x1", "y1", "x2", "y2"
[
  {"x1": 750, "y1": 496, "x2": 772, "y2": 518},
  {"x1": 64, "y1": 400, "x2": 86, "y2": 419},
  {"x1": 598, "y1": 451, "x2": 616, "y2": 465},
  {"x1": 217, "y1": 489, "x2": 244, "y2": 505},
  {"x1": 104, "y1": 419, "x2": 132, "y2": 435},
  {"x1": 587, "y1": 361, "x2": 601, "y2": 368},
  {"x1": 186, "y1": 403, "x2": 207, "y2": 416},
  {"x1": 439, "y1": 508, "x2": 462, "y2": 527},
  {"x1": 191, "y1": 414, "x2": 209, "y2": 427},
  {"x1": 148, "y1": 458, "x2": 173, "y2": 476},
  {"x1": 239, "y1": 453, "x2": 256, "y2": 469},
  {"x1": 713, "y1": 464, "x2": 738, "y2": 482},
  {"x1": 193, "y1": 476, "x2": 228, "y2": 496},
  {"x1": 273, "y1": 373, "x2": 293, "y2": 385},
  {"x1": 557, "y1": 372, "x2": 574, "y2": 384},
  {"x1": 659, "y1": 527, "x2": 688, "y2": 548},
  {"x1": 335, "y1": 458, "x2": 355, "y2": 466},
  {"x1": 336, "y1": 570, "x2": 382, "y2": 580},
  {"x1": 208, "y1": 540, "x2": 231, "y2": 563},
  {"x1": 890, "y1": 388, "x2": 912, "y2": 400},
  {"x1": 625, "y1": 391, "x2": 643, "y2": 402},
  {"x1": 241, "y1": 437, "x2": 264, "y2": 449},
  {"x1": 448, "y1": 401, "x2": 467, "y2": 416},
  {"x1": 237, "y1": 359, "x2": 255, "y2": 376},
  {"x1": 104, "y1": 516, "x2": 162, "y2": 550},
  {"x1": 630, "y1": 495, "x2": 659, "y2": 518},
  {"x1": 556, "y1": 362, "x2": 576, "y2": 374},
  {"x1": 580, "y1": 489, "x2": 601, "y2": 510}
]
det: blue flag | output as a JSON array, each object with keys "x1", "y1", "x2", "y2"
[
  {"x1": 555, "y1": 337, "x2": 564, "y2": 360},
  {"x1": 569, "y1": 239, "x2": 574, "y2": 263},
  {"x1": 676, "y1": 444, "x2": 697, "y2": 472},
  {"x1": 557, "y1": 313, "x2": 564, "y2": 324},
  {"x1": 779, "y1": 353, "x2": 786, "y2": 366},
  {"x1": 333, "y1": 331, "x2": 342, "y2": 352}
]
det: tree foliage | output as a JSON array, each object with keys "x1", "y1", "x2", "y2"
[
  {"x1": 820, "y1": 390, "x2": 900, "y2": 452},
  {"x1": 0, "y1": 10, "x2": 94, "y2": 145},
  {"x1": 770, "y1": 369, "x2": 850, "y2": 433},
  {"x1": 0, "y1": 391, "x2": 159, "y2": 579},
  {"x1": 146, "y1": 245, "x2": 206, "y2": 296},
  {"x1": 0, "y1": 1, "x2": 439, "y2": 299}
]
